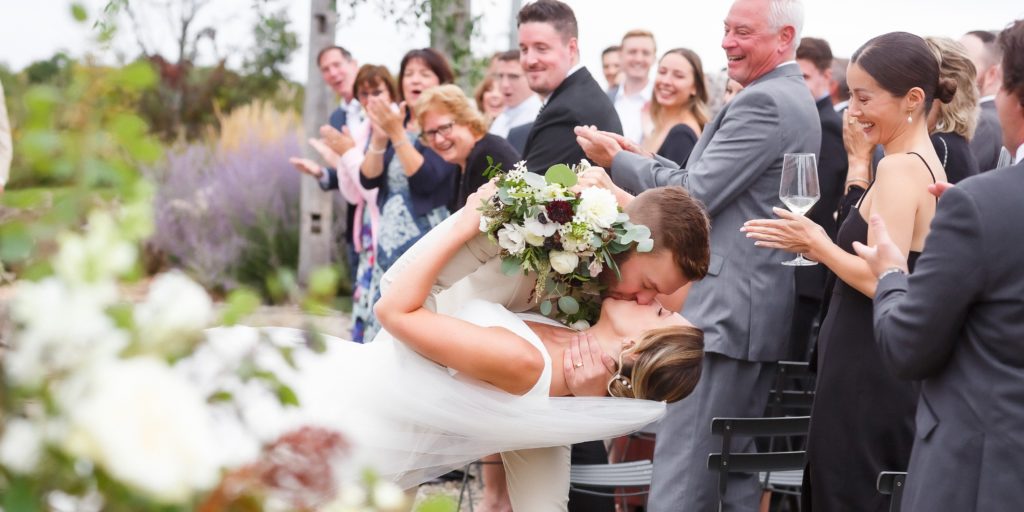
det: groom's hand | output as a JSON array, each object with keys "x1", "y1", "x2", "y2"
[{"x1": 563, "y1": 332, "x2": 616, "y2": 397}]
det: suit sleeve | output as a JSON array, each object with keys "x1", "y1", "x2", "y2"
[
  {"x1": 379, "y1": 212, "x2": 500, "y2": 312},
  {"x1": 873, "y1": 185, "x2": 986, "y2": 380},
  {"x1": 523, "y1": 105, "x2": 586, "y2": 172},
  {"x1": 408, "y1": 142, "x2": 457, "y2": 196},
  {"x1": 612, "y1": 89, "x2": 782, "y2": 216}
]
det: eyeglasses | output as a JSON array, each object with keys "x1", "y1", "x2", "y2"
[{"x1": 419, "y1": 122, "x2": 455, "y2": 144}]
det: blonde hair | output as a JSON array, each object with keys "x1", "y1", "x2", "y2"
[
  {"x1": 413, "y1": 84, "x2": 489, "y2": 138},
  {"x1": 608, "y1": 325, "x2": 704, "y2": 403},
  {"x1": 926, "y1": 36, "x2": 979, "y2": 139},
  {"x1": 621, "y1": 29, "x2": 656, "y2": 51}
]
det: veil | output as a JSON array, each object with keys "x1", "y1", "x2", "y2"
[{"x1": 190, "y1": 301, "x2": 665, "y2": 489}]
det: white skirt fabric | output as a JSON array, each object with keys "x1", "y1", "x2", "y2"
[{"x1": 188, "y1": 300, "x2": 664, "y2": 489}]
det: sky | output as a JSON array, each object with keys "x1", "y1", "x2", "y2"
[{"x1": 2, "y1": 0, "x2": 1023, "y2": 90}]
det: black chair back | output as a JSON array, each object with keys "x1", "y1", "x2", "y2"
[{"x1": 876, "y1": 471, "x2": 907, "y2": 512}]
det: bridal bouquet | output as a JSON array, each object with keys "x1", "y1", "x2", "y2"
[{"x1": 478, "y1": 159, "x2": 653, "y2": 329}]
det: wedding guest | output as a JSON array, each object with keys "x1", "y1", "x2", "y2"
[
  {"x1": 722, "y1": 76, "x2": 743, "y2": 105},
  {"x1": 0, "y1": 79, "x2": 11, "y2": 193},
  {"x1": 518, "y1": 0, "x2": 622, "y2": 173},
  {"x1": 830, "y1": 56, "x2": 851, "y2": 112},
  {"x1": 609, "y1": 30, "x2": 657, "y2": 143},
  {"x1": 925, "y1": 36, "x2": 980, "y2": 184},
  {"x1": 359, "y1": 48, "x2": 459, "y2": 341},
  {"x1": 793, "y1": 36, "x2": 847, "y2": 361},
  {"x1": 743, "y1": 32, "x2": 952, "y2": 511},
  {"x1": 960, "y1": 30, "x2": 1007, "y2": 170},
  {"x1": 489, "y1": 50, "x2": 542, "y2": 139},
  {"x1": 474, "y1": 75, "x2": 505, "y2": 127},
  {"x1": 415, "y1": 84, "x2": 521, "y2": 211},
  {"x1": 854, "y1": 20, "x2": 1024, "y2": 511},
  {"x1": 290, "y1": 65, "x2": 398, "y2": 343},
  {"x1": 574, "y1": 1, "x2": 819, "y2": 509},
  {"x1": 640, "y1": 48, "x2": 710, "y2": 167},
  {"x1": 601, "y1": 45, "x2": 622, "y2": 92}
]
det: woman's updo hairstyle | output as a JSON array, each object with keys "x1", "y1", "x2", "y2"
[
  {"x1": 852, "y1": 32, "x2": 957, "y2": 112},
  {"x1": 608, "y1": 325, "x2": 704, "y2": 403}
]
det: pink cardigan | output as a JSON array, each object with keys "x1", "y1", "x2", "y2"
[{"x1": 334, "y1": 123, "x2": 380, "y2": 255}]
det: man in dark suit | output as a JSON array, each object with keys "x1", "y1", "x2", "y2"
[
  {"x1": 961, "y1": 30, "x2": 1006, "y2": 171},
  {"x1": 794, "y1": 37, "x2": 846, "y2": 361},
  {"x1": 855, "y1": 19, "x2": 1024, "y2": 512},
  {"x1": 517, "y1": 0, "x2": 622, "y2": 174}
]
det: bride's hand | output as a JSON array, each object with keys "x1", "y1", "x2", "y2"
[
  {"x1": 562, "y1": 332, "x2": 617, "y2": 397},
  {"x1": 741, "y1": 207, "x2": 831, "y2": 260},
  {"x1": 455, "y1": 181, "x2": 497, "y2": 237}
]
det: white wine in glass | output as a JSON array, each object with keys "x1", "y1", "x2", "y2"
[{"x1": 779, "y1": 153, "x2": 820, "y2": 266}]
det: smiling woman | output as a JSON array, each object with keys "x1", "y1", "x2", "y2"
[{"x1": 413, "y1": 84, "x2": 521, "y2": 211}]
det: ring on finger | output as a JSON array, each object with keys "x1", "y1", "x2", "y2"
[{"x1": 574, "y1": 362, "x2": 584, "y2": 368}]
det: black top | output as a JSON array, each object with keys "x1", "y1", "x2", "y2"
[
  {"x1": 452, "y1": 133, "x2": 521, "y2": 211},
  {"x1": 931, "y1": 132, "x2": 979, "y2": 184},
  {"x1": 523, "y1": 68, "x2": 622, "y2": 174},
  {"x1": 656, "y1": 124, "x2": 699, "y2": 167}
]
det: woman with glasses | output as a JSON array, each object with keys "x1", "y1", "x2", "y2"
[
  {"x1": 415, "y1": 84, "x2": 521, "y2": 211},
  {"x1": 358, "y1": 49, "x2": 460, "y2": 341}
]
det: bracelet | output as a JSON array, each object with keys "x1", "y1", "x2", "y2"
[
  {"x1": 845, "y1": 177, "x2": 870, "y2": 186},
  {"x1": 391, "y1": 138, "x2": 410, "y2": 149},
  {"x1": 878, "y1": 267, "x2": 907, "y2": 281},
  {"x1": 367, "y1": 144, "x2": 386, "y2": 155}
]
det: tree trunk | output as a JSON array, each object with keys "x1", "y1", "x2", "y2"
[
  {"x1": 297, "y1": 0, "x2": 338, "y2": 284},
  {"x1": 429, "y1": 0, "x2": 473, "y2": 89}
]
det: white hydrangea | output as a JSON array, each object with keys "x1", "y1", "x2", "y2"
[
  {"x1": 0, "y1": 418, "x2": 44, "y2": 474},
  {"x1": 6, "y1": 278, "x2": 127, "y2": 388},
  {"x1": 62, "y1": 357, "x2": 220, "y2": 504},
  {"x1": 575, "y1": 187, "x2": 620, "y2": 229},
  {"x1": 52, "y1": 211, "x2": 136, "y2": 286},
  {"x1": 134, "y1": 271, "x2": 214, "y2": 358}
]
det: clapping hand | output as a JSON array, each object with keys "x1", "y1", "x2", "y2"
[
  {"x1": 365, "y1": 97, "x2": 405, "y2": 139},
  {"x1": 563, "y1": 331, "x2": 617, "y2": 397},
  {"x1": 319, "y1": 125, "x2": 356, "y2": 156},
  {"x1": 574, "y1": 125, "x2": 624, "y2": 168},
  {"x1": 852, "y1": 214, "x2": 909, "y2": 277},
  {"x1": 308, "y1": 137, "x2": 341, "y2": 167},
  {"x1": 288, "y1": 157, "x2": 324, "y2": 178},
  {"x1": 741, "y1": 207, "x2": 830, "y2": 258}
]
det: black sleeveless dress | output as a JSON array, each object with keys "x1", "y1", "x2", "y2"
[{"x1": 803, "y1": 153, "x2": 936, "y2": 511}]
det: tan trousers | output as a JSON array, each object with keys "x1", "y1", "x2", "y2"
[{"x1": 501, "y1": 445, "x2": 571, "y2": 512}]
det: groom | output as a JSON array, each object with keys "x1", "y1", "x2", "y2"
[{"x1": 379, "y1": 185, "x2": 710, "y2": 511}]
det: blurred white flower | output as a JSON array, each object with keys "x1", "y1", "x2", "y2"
[
  {"x1": 588, "y1": 259, "x2": 604, "y2": 277},
  {"x1": 372, "y1": 481, "x2": 406, "y2": 511},
  {"x1": 576, "y1": 187, "x2": 619, "y2": 229},
  {"x1": 570, "y1": 320, "x2": 591, "y2": 331},
  {"x1": 6, "y1": 278, "x2": 126, "y2": 388},
  {"x1": 63, "y1": 357, "x2": 220, "y2": 504},
  {"x1": 478, "y1": 215, "x2": 490, "y2": 233},
  {"x1": 134, "y1": 271, "x2": 213, "y2": 358},
  {"x1": 52, "y1": 211, "x2": 136, "y2": 286},
  {"x1": 525, "y1": 232, "x2": 546, "y2": 247},
  {"x1": 497, "y1": 224, "x2": 527, "y2": 255},
  {"x1": 549, "y1": 251, "x2": 580, "y2": 275},
  {"x1": 0, "y1": 418, "x2": 44, "y2": 474}
]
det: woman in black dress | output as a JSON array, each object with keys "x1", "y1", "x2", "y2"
[
  {"x1": 926, "y1": 36, "x2": 982, "y2": 182},
  {"x1": 640, "y1": 48, "x2": 710, "y2": 166},
  {"x1": 743, "y1": 32, "x2": 955, "y2": 511}
]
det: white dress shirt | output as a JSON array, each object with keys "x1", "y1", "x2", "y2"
[
  {"x1": 490, "y1": 94, "x2": 542, "y2": 138},
  {"x1": 612, "y1": 80, "x2": 653, "y2": 144}
]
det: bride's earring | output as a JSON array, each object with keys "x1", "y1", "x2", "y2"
[{"x1": 907, "y1": 112, "x2": 913, "y2": 124}]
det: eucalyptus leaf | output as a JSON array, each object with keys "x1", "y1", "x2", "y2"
[
  {"x1": 545, "y1": 163, "x2": 577, "y2": 187},
  {"x1": 540, "y1": 300, "x2": 553, "y2": 316},
  {"x1": 501, "y1": 257, "x2": 524, "y2": 276},
  {"x1": 522, "y1": 171, "x2": 547, "y2": 190},
  {"x1": 636, "y1": 238, "x2": 654, "y2": 252},
  {"x1": 558, "y1": 296, "x2": 580, "y2": 315}
]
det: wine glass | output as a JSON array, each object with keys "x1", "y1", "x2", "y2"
[{"x1": 779, "y1": 153, "x2": 820, "y2": 266}]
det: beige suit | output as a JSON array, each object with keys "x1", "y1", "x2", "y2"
[{"x1": 380, "y1": 212, "x2": 571, "y2": 512}]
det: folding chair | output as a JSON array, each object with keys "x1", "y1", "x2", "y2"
[
  {"x1": 569, "y1": 459, "x2": 654, "y2": 510},
  {"x1": 876, "y1": 471, "x2": 907, "y2": 512},
  {"x1": 707, "y1": 416, "x2": 811, "y2": 512}
]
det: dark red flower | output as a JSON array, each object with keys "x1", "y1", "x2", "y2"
[{"x1": 546, "y1": 200, "x2": 574, "y2": 224}]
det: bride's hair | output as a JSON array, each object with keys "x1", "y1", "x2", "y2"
[{"x1": 608, "y1": 325, "x2": 704, "y2": 403}]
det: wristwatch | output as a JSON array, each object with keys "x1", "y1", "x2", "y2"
[{"x1": 877, "y1": 267, "x2": 907, "y2": 281}]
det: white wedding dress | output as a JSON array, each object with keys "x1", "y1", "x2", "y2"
[{"x1": 190, "y1": 300, "x2": 665, "y2": 489}]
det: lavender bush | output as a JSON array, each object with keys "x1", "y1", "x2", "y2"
[{"x1": 148, "y1": 129, "x2": 303, "y2": 296}]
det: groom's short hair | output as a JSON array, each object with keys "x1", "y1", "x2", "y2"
[{"x1": 625, "y1": 187, "x2": 710, "y2": 281}]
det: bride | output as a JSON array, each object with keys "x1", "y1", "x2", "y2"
[{"x1": 196, "y1": 187, "x2": 704, "y2": 489}]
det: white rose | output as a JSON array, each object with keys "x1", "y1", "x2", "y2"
[
  {"x1": 549, "y1": 251, "x2": 580, "y2": 275},
  {"x1": 134, "y1": 271, "x2": 214, "y2": 358},
  {"x1": 497, "y1": 224, "x2": 527, "y2": 255},
  {"x1": 588, "y1": 259, "x2": 604, "y2": 277},
  {"x1": 0, "y1": 418, "x2": 43, "y2": 474},
  {"x1": 478, "y1": 215, "x2": 490, "y2": 233},
  {"x1": 6, "y1": 278, "x2": 127, "y2": 388},
  {"x1": 576, "y1": 187, "x2": 620, "y2": 229},
  {"x1": 63, "y1": 358, "x2": 220, "y2": 504},
  {"x1": 372, "y1": 481, "x2": 406, "y2": 511}
]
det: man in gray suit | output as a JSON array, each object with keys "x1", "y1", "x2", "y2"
[
  {"x1": 574, "y1": 0, "x2": 819, "y2": 509},
  {"x1": 854, "y1": 19, "x2": 1024, "y2": 512}
]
